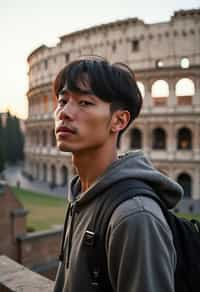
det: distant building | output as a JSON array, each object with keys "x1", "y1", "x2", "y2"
[{"x1": 25, "y1": 9, "x2": 200, "y2": 199}]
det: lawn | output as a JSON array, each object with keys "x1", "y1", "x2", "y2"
[
  {"x1": 12, "y1": 187, "x2": 200, "y2": 232},
  {"x1": 176, "y1": 212, "x2": 200, "y2": 221},
  {"x1": 12, "y1": 187, "x2": 67, "y2": 232}
]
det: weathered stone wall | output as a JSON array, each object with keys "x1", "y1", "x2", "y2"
[
  {"x1": 0, "y1": 255, "x2": 54, "y2": 292},
  {"x1": 18, "y1": 228, "x2": 62, "y2": 279}
]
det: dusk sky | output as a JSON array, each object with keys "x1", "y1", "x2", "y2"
[{"x1": 0, "y1": 0, "x2": 199, "y2": 119}]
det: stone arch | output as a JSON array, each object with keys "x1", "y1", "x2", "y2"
[
  {"x1": 42, "y1": 130, "x2": 47, "y2": 146},
  {"x1": 175, "y1": 78, "x2": 195, "y2": 105},
  {"x1": 61, "y1": 165, "x2": 68, "y2": 186},
  {"x1": 151, "y1": 80, "x2": 169, "y2": 106},
  {"x1": 130, "y1": 128, "x2": 142, "y2": 149},
  {"x1": 152, "y1": 128, "x2": 167, "y2": 150},
  {"x1": 30, "y1": 160, "x2": 35, "y2": 180},
  {"x1": 50, "y1": 165, "x2": 56, "y2": 188},
  {"x1": 43, "y1": 163, "x2": 47, "y2": 182},
  {"x1": 136, "y1": 81, "x2": 145, "y2": 98},
  {"x1": 35, "y1": 162, "x2": 39, "y2": 179},
  {"x1": 34, "y1": 130, "x2": 39, "y2": 145},
  {"x1": 177, "y1": 172, "x2": 192, "y2": 198},
  {"x1": 51, "y1": 129, "x2": 56, "y2": 147},
  {"x1": 177, "y1": 127, "x2": 192, "y2": 150}
]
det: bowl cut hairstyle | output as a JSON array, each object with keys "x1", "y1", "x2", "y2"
[{"x1": 53, "y1": 57, "x2": 143, "y2": 132}]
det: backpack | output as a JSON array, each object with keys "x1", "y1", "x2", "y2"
[{"x1": 84, "y1": 178, "x2": 200, "y2": 292}]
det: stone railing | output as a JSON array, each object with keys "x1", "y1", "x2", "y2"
[{"x1": 0, "y1": 255, "x2": 54, "y2": 291}]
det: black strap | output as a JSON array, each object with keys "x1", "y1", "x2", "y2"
[
  {"x1": 58, "y1": 202, "x2": 71, "y2": 262},
  {"x1": 85, "y1": 178, "x2": 158, "y2": 291}
]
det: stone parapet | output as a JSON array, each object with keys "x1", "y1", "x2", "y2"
[{"x1": 0, "y1": 255, "x2": 54, "y2": 291}]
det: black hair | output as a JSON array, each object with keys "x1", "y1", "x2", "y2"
[{"x1": 53, "y1": 56, "x2": 143, "y2": 136}]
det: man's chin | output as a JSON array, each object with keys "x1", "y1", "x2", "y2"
[{"x1": 57, "y1": 143, "x2": 72, "y2": 152}]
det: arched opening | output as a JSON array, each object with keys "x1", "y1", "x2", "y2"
[
  {"x1": 35, "y1": 130, "x2": 39, "y2": 145},
  {"x1": 36, "y1": 163, "x2": 39, "y2": 179},
  {"x1": 136, "y1": 81, "x2": 145, "y2": 98},
  {"x1": 130, "y1": 128, "x2": 142, "y2": 149},
  {"x1": 43, "y1": 163, "x2": 47, "y2": 182},
  {"x1": 151, "y1": 80, "x2": 169, "y2": 106},
  {"x1": 61, "y1": 166, "x2": 68, "y2": 186},
  {"x1": 52, "y1": 129, "x2": 56, "y2": 147},
  {"x1": 42, "y1": 130, "x2": 47, "y2": 146},
  {"x1": 50, "y1": 165, "x2": 56, "y2": 188},
  {"x1": 177, "y1": 127, "x2": 192, "y2": 150},
  {"x1": 177, "y1": 173, "x2": 192, "y2": 198},
  {"x1": 152, "y1": 128, "x2": 166, "y2": 150},
  {"x1": 176, "y1": 78, "x2": 195, "y2": 105}
]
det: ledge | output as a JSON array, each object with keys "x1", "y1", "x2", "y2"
[
  {"x1": 17, "y1": 227, "x2": 63, "y2": 241},
  {"x1": 0, "y1": 255, "x2": 54, "y2": 291},
  {"x1": 10, "y1": 208, "x2": 29, "y2": 217}
]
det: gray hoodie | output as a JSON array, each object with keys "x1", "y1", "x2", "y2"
[{"x1": 54, "y1": 151, "x2": 183, "y2": 292}]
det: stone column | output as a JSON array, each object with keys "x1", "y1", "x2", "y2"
[
  {"x1": 194, "y1": 121, "x2": 200, "y2": 158},
  {"x1": 168, "y1": 119, "x2": 176, "y2": 160},
  {"x1": 57, "y1": 164, "x2": 62, "y2": 186},
  {"x1": 46, "y1": 128, "x2": 51, "y2": 153},
  {"x1": 143, "y1": 121, "x2": 150, "y2": 155},
  {"x1": 193, "y1": 77, "x2": 200, "y2": 112},
  {"x1": 143, "y1": 80, "x2": 152, "y2": 111},
  {"x1": 193, "y1": 167, "x2": 200, "y2": 199},
  {"x1": 168, "y1": 79, "x2": 176, "y2": 111}
]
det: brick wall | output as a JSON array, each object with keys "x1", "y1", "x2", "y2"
[
  {"x1": 0, "y1": 182, "x2": 27, "y2": 260},
  {"x1": 0, "y1": 181, "x2": 63, "y2": 280},
  {"x1": 18, "y1": 228, "x2": 62, "y2": 279}
]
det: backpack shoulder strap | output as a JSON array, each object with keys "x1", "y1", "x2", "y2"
[{"x1": 84, "y1": 178, "x2": 156, "y2": 291}]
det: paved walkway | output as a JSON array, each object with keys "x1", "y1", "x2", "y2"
[{"x1": 2, "y1": 165, "x2": 67, "y2": 198}]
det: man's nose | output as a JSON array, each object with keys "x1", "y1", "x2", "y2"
[{"x1": 59, "y1": 100, "x2": 76, "y2": 120}]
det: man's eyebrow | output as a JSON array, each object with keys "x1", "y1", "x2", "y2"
[{"x1": 58, "y1": 89, "x2": 97, "y2": 101}]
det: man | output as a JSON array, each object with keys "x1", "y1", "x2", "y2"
[{"x1": 53, "y1": 56, "x2": 183, "y2": 292}]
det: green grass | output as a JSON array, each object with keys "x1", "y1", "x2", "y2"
[
  {"x1": 11, "y1": 187, "x2": 200, "y2": 232},
  {"x1": 176, "y1": 213, "x2": 200, "y2": 221},
  {"x1": 12, "y1": 187, "x2": 67, "y2": 232}
]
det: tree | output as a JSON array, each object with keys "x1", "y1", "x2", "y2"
[
  {"x1": 4, "y1": 111, "x2": 25, "y2": 164},
  {"x1": 13, "y1": 116, "x2": 24, "y2": 161}
]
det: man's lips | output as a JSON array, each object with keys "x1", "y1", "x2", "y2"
[{"x1": 56, "y1": 126, "x2": 76, "y2": 134}]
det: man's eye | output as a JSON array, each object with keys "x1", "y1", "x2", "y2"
[
  {"x1": 79, "y1": 100, "x2": 94, "y2": 106},
  {"x1": 58, "y1": 99, "x2": 66, "y2": 106}
]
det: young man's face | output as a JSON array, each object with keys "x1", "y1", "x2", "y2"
[{"x1": 54, "y1": 89, "x2": 114, "y2": 154}]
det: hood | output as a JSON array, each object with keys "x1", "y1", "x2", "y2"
[{"x1": 69, "y1": 150, "x2": 183, "y2": 209}]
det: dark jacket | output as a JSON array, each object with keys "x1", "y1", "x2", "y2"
[{"x1": 54, "y1": 151, "x2": 183, "y2": 292}]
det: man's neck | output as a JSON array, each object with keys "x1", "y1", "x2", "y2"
[{"x1": 72, "y1": 145, "x2": 117, "y2": 193}]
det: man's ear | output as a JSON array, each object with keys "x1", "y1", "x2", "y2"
[{"x1": 110, "y1": 110, "x2": 131, "y2": 133}]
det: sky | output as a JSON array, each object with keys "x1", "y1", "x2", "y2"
[{"x1": 0, "y1": 0, "x2": 199, "y2": 120}]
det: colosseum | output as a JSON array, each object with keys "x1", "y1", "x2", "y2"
[{"x1": 25, "y1": 8, "x2": 200, "y2": 203}]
